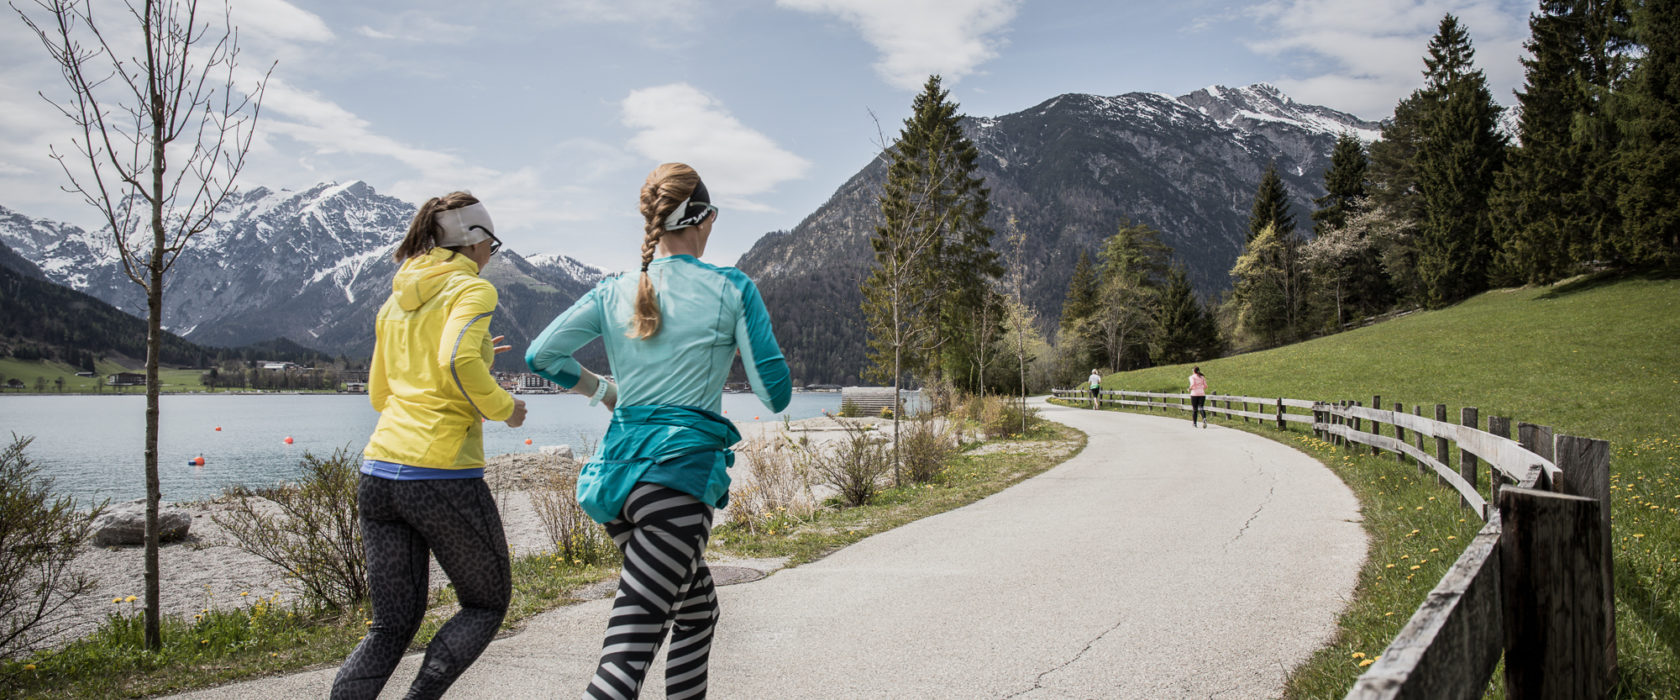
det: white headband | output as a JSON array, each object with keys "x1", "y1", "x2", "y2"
[
  {"x1": 663, "y1": 198, "x2": 692, "y2": 231},
  {"x1": 434, "y1": 202, "x2": 495, "y2": 248}
]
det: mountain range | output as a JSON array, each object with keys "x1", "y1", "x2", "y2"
[
  {"x1": 2, "y1": 83, "x2": 1379, "y2": 383},
  {"x1": 0, "y1": 183, "x2": 609, "y2": 370},
  {"x1": 737, "y1": 83, "x2": 1381, "y2": 383}
]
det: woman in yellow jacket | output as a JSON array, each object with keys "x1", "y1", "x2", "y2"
[{"x1": 332, "y1": 192, "x2": 527, "y2": 700}]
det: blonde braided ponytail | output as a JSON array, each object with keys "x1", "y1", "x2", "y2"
[{"x1": 628, "y1": 163, "x2": 700, "y2": 339}]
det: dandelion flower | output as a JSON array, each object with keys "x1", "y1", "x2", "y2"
[
  {"x1": 1351, "y1": 652, "x2": 1365, "y2": 659},
  {"x1": 112, "y1": 598, "x2": 122, "y2": 604},
  {"x1": 1410, "y1": 565, "x2": 1421, "y2": 570},
  {"x1": 1360, "y1": 659, "x2": 1374, "y2": 667},
  {"x1": 124, "y1": 595, "x2": 137, "y2": 603}
]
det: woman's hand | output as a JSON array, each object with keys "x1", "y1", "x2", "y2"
[
  {"x1": 492, "y1": 335, "x2": 512, "y2": 355},
  {"x1": 506, "y1": 398, "x2": 527, "y2": 428}
]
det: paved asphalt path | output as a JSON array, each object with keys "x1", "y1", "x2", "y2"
[{"x1": 175, "y1": 398, "x2": 1366, "y2": 699}]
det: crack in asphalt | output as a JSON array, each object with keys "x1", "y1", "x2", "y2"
[
  {"x1": 1001, "y1": 616, "x2": 1127, "y2": 699},
  {"x1": 1227, "y1": 447, "x2": 1278, "y2": 551}
]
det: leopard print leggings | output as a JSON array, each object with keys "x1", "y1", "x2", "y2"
[{"x1": 331, "y1": 474, "x2": 511, "y2": 700}]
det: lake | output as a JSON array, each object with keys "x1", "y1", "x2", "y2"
[{"x1": 0, "y1": 392, "x2": 841, "y2": 504}]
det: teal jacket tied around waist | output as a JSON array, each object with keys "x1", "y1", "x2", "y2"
[
  {"x1": 525, "y1": 254, "x2": 791, "y2": 524},
  {"x1": 577, "y1": 405, "x2": 742, "y2": 524}
]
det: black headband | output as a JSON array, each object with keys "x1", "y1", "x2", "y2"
[{"x1": 661, "y1": 179, "x2": 716, "y2": 231}]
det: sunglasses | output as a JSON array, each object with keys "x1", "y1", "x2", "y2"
[{"x1": 487, "y1": 232, "x2": 503, "y2": 256}]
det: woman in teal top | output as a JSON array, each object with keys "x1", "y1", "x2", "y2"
[{"x1": 526, "y1": 162, "x2": 789, "y2": 699}]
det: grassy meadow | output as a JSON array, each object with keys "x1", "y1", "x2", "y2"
[
  {"x1": 1077, "y1": 273, "x2": 1680, "y2": 697},
  {"x1": 0, "y1": 357, "x2": 206, "y2": 394}
]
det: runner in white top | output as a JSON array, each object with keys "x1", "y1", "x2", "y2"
[{"x1": 1088, "y1": 369, "x2": 1102, "y2": 409}]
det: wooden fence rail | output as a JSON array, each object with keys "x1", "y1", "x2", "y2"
[{"x1": 1049, "y1": 388, "x2": 1614, "y2": 698}]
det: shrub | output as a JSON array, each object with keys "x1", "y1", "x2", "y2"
[
  {"x1": 838, "y1": 399, "x2": 862, "y2": 418},
  {"x1": 530, "y1": 461, "x2": 615, "y2": 566},
  {"x1": 0, "y1": 435, "x2": 105, "y2": 658},
  {"x1": 800, "y1": 419, "x2": 890, "y2": 507},
  {"x1": 899, "y1": 415, "x2": 956, "y2": 484},
  {"x1": 879, "y1": 406, "x2": 894, "y2": 419},
  {"x1": 972, "y1": 395, "x2": 1044, "y2": 439},
  {"x1": 728, "y1": 436, "x2": 816, "y2": 533},
  {"x1": 213, "y1": 448, "x2": 366, "y2": 610}
]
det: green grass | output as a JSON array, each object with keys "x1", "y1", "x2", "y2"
[
  {"x1": 0, "y1": 357, "x2": 208, "y2": 394},
  {"x1": 1080, "y1": 273, "x2": 1680, "y2": 698},
  {"x1": 711, "y1": 420, "x2": 1085, "y2": 565}
]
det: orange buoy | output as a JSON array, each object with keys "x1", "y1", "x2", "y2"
[
  {"x1": 524, "y1": 438, "x2": 533, "y2": 445},
  {"x1": 283, "y1": 436, "x2": 294, "y2": 445},
  {"x1": 754, "y1": 416, "x2": 760, "y2": 420},
  {"x1": 193, "y1": 456, "x2": 205, "y2": 466},
  {"x1": 214, "y1": 426, "x2": 222, "y2": 432}
]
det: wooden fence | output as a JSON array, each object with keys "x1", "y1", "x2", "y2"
[{"x1": 1050, "y1": 389, "x2": 1615, "y2": 699}]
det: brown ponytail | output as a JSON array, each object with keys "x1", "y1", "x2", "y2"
[
  {"x1": 627, "y1": 163, "x2": 701, "y2": 339},
  {"x1": 393, "y1": 191, "x2": 480, "y2": 262}
]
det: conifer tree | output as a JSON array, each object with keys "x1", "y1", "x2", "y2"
[
  {"x1": 1369, "y1": 93, "x2": 1427, "y2": 228},
  {"x1": 1616, "y1": 0, "x2": 1680, "y2": 267},
  {"x1": 1248, "y1": 162, "x2": 1295, "y2": 242},
  {"x1": 1312, "y1": 133, "x2": 1370, "y2": 235},
  {"x1": 1313, "y1": 134, "x2": 1391, "y2": 315},
  {"x1": 1152, "y1": 265, "x2": 1222, "y2": 365},
  {"x1": 1056, "y1": 249, "x2": 1100, "y2": 367},
  {"x1": 1414, "y1": 14, "x2": 1508, "y2": 307},
  {"x1": 1090, "y1": 220, "x2": 1171, "y2": 370}
]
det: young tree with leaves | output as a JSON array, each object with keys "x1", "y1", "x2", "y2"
[
  {"x1": 1089, "y1": 219, "x2": 1171, "y2": 370},
  {"x1": 17, "y1": 0, "x2": 270, "y2": 650},
  {"x1": 1313, "y1": 134, "x2": 1390, "y2": 315},
  {"x1": 1229, "y1": 223, "x2": 1309, "y2": 347},
  {"x1": 1056, "y1": 249, "x2": 1100, "y2": 370},
  {"x1": 1414, "y1": 14, "x2": 1508, "y2": 307}
]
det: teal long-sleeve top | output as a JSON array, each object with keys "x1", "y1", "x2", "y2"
[{"x1": 525, "y1": 254, "x2": 792, "y2": 520}]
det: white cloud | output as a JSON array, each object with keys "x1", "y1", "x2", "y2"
[
  {"x1": 1241, "y1": 0, "x2": 1533, "y2": 119},
  {"x1": 233, "y1": 0, "x2": 334, "y2": 43},
  {"x1": 777, "y1": 0, "x2": 1021, "y2": 90},
  {"x1": 621, "y1": 83, "x2": 810, "y2": 212},
  {"x1": 354, "y1": 13, "x2": 476, "y2": 44}
]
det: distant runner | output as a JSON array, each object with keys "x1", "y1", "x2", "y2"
[
  {"x1": 1088, "y1": 369, "x2": 1102, "y2": 409},
  {"x1": 1189, "y1": 366, "x2": 1209, "y2": 428}
]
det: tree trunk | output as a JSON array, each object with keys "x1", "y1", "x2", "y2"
[{"x1": 144, "y1": 7, "x2": 164, "y2": 648}]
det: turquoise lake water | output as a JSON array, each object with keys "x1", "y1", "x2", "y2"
[{"x1": 0, "y1": 392, "x2": 839, "y2": 504}]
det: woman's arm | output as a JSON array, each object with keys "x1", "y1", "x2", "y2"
[
  {"x1": 732, "y1": 277, "x2": 791, "y2": 413},
  {"x1": 439, "y1": 281, "x2": 515, "y2": 421},
  {"x1": 368, "y1": 334, "x2": 390, "y2": 413},
  {"x1": 526, "y1": 284, "x2": 615, "y2": 408}
]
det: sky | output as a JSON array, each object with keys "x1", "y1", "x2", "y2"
[{"x1": 0, "y1": 0, "x2": 1540, "y2": 272}]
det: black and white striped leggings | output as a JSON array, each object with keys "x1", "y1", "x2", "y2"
[{"x1": 586, "y1": 483, "x2": 719, "y2": 700}]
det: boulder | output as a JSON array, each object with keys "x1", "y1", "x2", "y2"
[
  {"x1": 539, "y1": 445, "x2": 574, "y2": 460},
  {"x1": 90, "y1": 500, "x2": 192, "y2": 547}
]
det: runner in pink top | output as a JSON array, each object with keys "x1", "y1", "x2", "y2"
[{"x1": 1188, "y1": 367, "x2": 1209, "y2": 428}]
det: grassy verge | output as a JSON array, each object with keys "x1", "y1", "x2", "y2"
[
  {"x1": 0, "y1": 358, "x2": 208, "y2": 394},
  {"x1": 0, "y1": 419, "x2": 1085, "y2": 698},
  {"x1": 1064, "y1": 273, "x2": 1680, "y2": 697},
  {"x1": 710, "y1": 420, "x2": 1085, "y2": 564}
]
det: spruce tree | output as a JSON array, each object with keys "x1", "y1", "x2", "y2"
[
  {"x1": 1312, "y1": 133, "x2": 1370, "y2": 235},
  {"x1": 1057, "y1": 250, "x2": 1100, "y2": 367},
  {"x1": 1616, "y1": 0, "x2": 1680, "y2": 267},
  {"x1": 1414, "y1": 14, "x2": 1508, "y2": 307},
  {"x1": 1152, "y1": 265, "x2": 1222, "y2": 365},
  {"x1": 1368, "y1": 91, "x2": 1428, "y2": 234},
  {"x1": 1229, "y1": 222, "x2": 1308, "y2": 348},
  {"x1": 1490, "y1": 0, "x2": 1589, "y2": 284},
  {"x1": 1313, "y1": 134, "x2": 1391, "y2": 316},
  {"x1": 1091, "y1": 220, "x2": 1171, "y2": 370},
  {"x1": 1248, "y1": 162, "x2": 1295, "y2": 242}
]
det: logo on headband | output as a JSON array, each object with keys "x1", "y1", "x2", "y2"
[{"x1": 662, "y1": 179, "x2": 718, "y2": 231}]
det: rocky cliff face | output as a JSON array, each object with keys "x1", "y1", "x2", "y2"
[
  {"x1": 735, "y1": 83, "x2": 1381, "y2": 384},
  {"x1": 0, "y1": 183, "x2": 608, "y2": 368}
]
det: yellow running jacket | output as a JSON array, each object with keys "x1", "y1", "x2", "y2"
[{"x1": 364, "y1": 248, "x2": 515, "y2": 469}]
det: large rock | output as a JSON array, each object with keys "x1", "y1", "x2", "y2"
[
  {"x1": 539, "y1": 445, "x2": 574, "y2": 460},
  {"x1": 90, "y1": 500, "x2": 192, "y2": 547}
]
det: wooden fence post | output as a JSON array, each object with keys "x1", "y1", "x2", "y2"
[
  {"x1": 1393, "y1": 402, "x2": 1407, "y2": 466},
  {"x1": 1371, "y1": 395, "x2": 1383, "y2": 455},
  {"x1": 1276, "y1": 398, "x2": 1284, "y2": 431},
  {"x1": 1554, "y1": 434, "x2": 1617, "y2": 685},
  {"x1": 1518, "y1": 422, "x2": 1556, "y2": 463},
  {"x1": 1487, "y1": 416, "x2": 1512, "y2": 502},
  {"x1": 1337, "y1": 401, "x2": 1348, "y2": 447},
  {"x1": 1499, "y1": 486, "x2": 1608, "y2": 699},
  {"x1": 1434, "y1": 404, "x2": 1451, "y2": 486},
  {"x1": 1460, "y1": 407, "x2": 1480, "y2": 510},
  {"x1": 1414, "y1": 405, "x2": 1428, "y2": 476}
]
